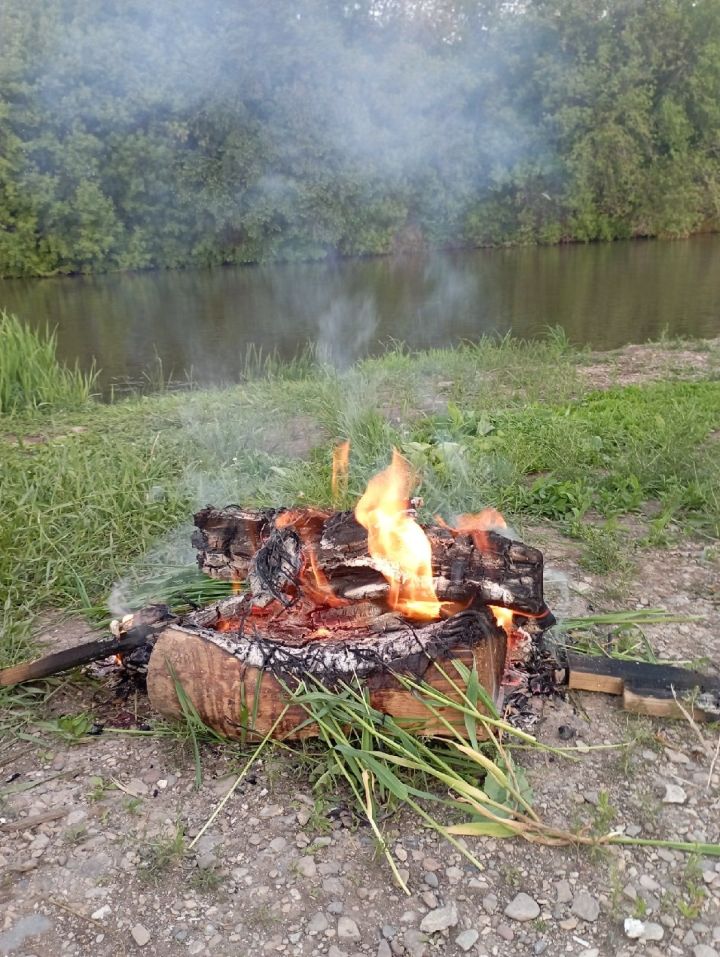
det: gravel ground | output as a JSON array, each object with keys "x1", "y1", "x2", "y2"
[{"x1": 2, "y1": 526, "x2": 719, "y2": 957}]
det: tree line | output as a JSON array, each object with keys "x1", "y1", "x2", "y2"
[{"x1": 1, "y1": 0, "x2": 719, "y2": 277}]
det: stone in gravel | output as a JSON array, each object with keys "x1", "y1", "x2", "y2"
[
  {"x1": 534, "y1": 942, "x2": 547, "y2": 955},
  {"x1": 420, "y1": 903, "x2": 458, "y2": 933},
  {"x1": 382, "y1": 925, "x2": 396, "y2": 940},
  {"x1": 624, "y1": 918, "x2": 664, "y2": 941},
  {"x1": 328, "y1": 948, "x2": 347, "y2": 957},
  {"x1": 296, "y1": 856, "x2": 316, "y2": 878},
  {"x1": 91, "y1": 905, "x2": 112, "y2": 921},
  {"x1": 663, "y1": 783, "x2": 687, "y2": 804},
  {"x1": 403, "y1": 929, "x2": 428, "y2": 957},
  {"x1": 504, "y1": 893, "x2": 540, "y2": 922},
  {"x1": 378, "y1": 942, "x2": 392, "y2": 957},
  {"x1": 579, "y1": 950, "x2": 599, "y2": 957},
  {"x1": 423, "y1": 872, "x2": 438, "y2": 888},
  {"x1": 338, "y1": 917, "x2": 361, "y2": 941},
  {"x1": 131, "y1": 924, "x2": 151, "y2": 947},
  {"x1": 455, "y1": 929, "x2": 479, "y2": 951},
  {"x1": 555, "y1": 880, "x2": 572, "y2": 904},
  {"x1": 307, "y1": 912, "x2": 329, "y2": 935},
  {"x1": 421, "y1": 891, "x2": 438, "y2": 909},
  {"x1": 482, "y1": 894, "x2": 498, "y2": 914},
  {"x1": 127, "y1": 778, "x2": 149, "y2": 796},
  {"x1": 497, "y1": 924, "x2": 515, "y2": 941},
  {"x1": 559, "y1": 918, "x2": 578, "y2": 931},
  {"x1": 269, "y1": 836, "x2": 287, "y2": 853},
  {"x1": 693, "y1": 948, "x2": 719, "y2": 957},
  {"x1": 571, "y1": 890, "x2": 600, "y2": 922},
  {"x1": 323, "y1": 877, "x2": 344, "y2": 896}
]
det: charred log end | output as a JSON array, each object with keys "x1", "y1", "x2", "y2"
[
  {"x1": 194, "y1": 506, "x2": 279, "y2": 576},
  {"x1": 146, "y1": 608, "x2": 506, "y2": 741}
]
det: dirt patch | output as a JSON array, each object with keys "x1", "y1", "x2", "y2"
[
  {"x1": 1, "y1": 426, "x2": 88, "y2": 448},
  {"x1": 254, "y1": 414, "x2": 329, "y2": 460},
  {"x1": 580, "y1": 339, "x2": 720, "y2": 390}
]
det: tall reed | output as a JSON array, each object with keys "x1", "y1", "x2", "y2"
[{"x1": 0, "y1": 311, "x2": 97, "y2": 413}]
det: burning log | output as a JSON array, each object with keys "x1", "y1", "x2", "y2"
[
  {"x1": 193, "y1": 506, "x2": 547, "y2": 615},
  {"x1": 146, "y1": 597, "x2": 507, "y2": 740}
]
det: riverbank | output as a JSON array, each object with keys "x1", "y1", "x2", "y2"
[
  {"x1": 1, "y1": 331, "x2": 719, "y2": 668},
  {"x1": 2, "y1": 332, "x2": 720, "y2": 957}
]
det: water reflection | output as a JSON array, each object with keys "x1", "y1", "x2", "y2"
[{"x1": 1, "y1": 236, "x2": 718, "y2": 391}]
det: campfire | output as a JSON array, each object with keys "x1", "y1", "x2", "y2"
[
  {"x1": 140, "y1": 449, "x2": 554, "y2": 739},
  {"x1": 0, "y1": 447, "x2": 556, "y2": 737}
]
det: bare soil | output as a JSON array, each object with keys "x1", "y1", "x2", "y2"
[{"x1": 579, "y1": 339, "x2": 720, "y2": 391}]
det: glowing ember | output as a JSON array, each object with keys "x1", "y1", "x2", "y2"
[
  {"x1": 354, "y1": 450, "x2": 441, "y2": 620},
  {"x1": 276, "y1": 507, "x2": 347, "y2": 608},
  {"x1": 332, "y1": 440, "x2": 350, "y2": 502},
  {"x1": 305, "y1": 544, "x2": 347, "y2": 607}
]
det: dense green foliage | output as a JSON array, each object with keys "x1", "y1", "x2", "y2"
[
  {"x1": 2, "y1": 1, "x2": 720, "y2": 276},
  {"x1": 0, "y1": 311, "x2": 97, "y2": 412}
]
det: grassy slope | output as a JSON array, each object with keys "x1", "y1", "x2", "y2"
[{"x1": 1, "y1": 334, "x2": 719, "y2": 667}]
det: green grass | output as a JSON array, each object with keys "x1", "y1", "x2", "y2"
[
  {"x1": 0, "y1": 311, "x2": 97, "y2": 414},
  {"x1": 1, "y1": 332, "x2": 718, "y2": 669}
]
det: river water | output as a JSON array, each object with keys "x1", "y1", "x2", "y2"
[{"x1": 1, "y1": 236, "x2": 719, "y2": 391}]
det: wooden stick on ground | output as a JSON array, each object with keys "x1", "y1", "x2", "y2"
[
  {"x1": 0, "y1": 605, "x2": 174, "y2": 688},
  {"x1": 563, "y1": 651, "x2": 720, "y2": 722}
]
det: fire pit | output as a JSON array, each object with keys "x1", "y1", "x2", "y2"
[
  {"x1": 0, "y1": 450, "x2": 555, "y2": 736},
  {"x1": 145, "y1": 452, "x2": 553, "y2": 739}
]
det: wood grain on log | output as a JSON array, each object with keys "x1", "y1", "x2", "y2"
[
  {"x1": 193, "y1": 506, "x2": 546, "y2": 615},
  {"x1": 147, "y1": 600, "x2": 506, "y2": 740}
]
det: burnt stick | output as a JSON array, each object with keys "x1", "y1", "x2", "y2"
[{"x1": 0, "y1": 605, "x2": 174, "y2": 688}]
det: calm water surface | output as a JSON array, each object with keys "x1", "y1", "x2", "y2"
[{"x1": 1, "y1": 237, "x2": 719, "y2": 391}]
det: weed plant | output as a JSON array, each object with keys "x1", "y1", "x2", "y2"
[{"x1": 0, "y1": 311, "x2": 97, "y2": 414}]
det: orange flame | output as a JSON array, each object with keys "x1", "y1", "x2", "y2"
[
  {"x1": 489, "y1": 604, "x2": 514, "y2": 636},
  {"x1": 354, "y1": 450, "x2": 441, "y2": 620},
  {"x1": 332, "y1": 440, "x2": 350, "y2": 502},
  {"x1": 455, "y1": 508, "x2": 507, "y2": 553}
]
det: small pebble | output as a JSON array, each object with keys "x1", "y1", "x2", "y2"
[
  {"x1": 663, "y1": 783, "x2": 687, "y2": 804},
  {"x1": 504, "y1": 893, "x2": 540, "y2": 922},
  {"x1": 455, "y1": 929, "x2": 479, "y2": 952},
  {"x1": 419, "y1": 904, "x2": 458, "y2": 934},
  {"x1": 131, "y1": 924, "x2": 151, "y2": 947},
  {"x1": 571, "y1": 890, "x2": 600, "y2": 922},
  {"x1": 337, "y1": 917, "x2": 360, "y2": 941}
]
